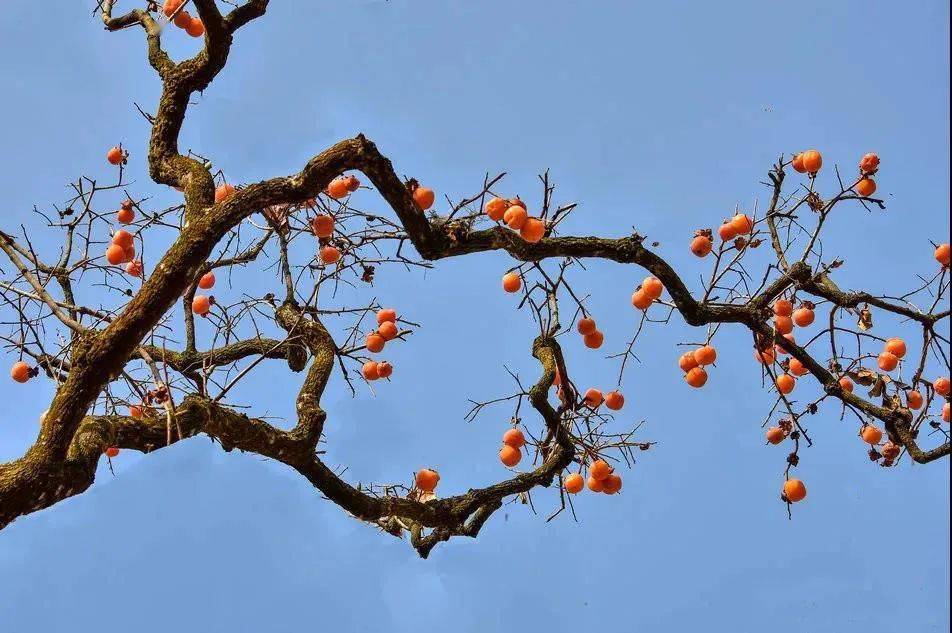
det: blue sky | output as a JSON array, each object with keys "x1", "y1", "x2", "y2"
[{"x1": 1, "y1": 1, "x2": 949, "y2": 631}]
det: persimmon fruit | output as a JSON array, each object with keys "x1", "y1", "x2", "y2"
[
  {"x1": 685, "y1": 366, "x2": 707, "y2": 388},
  {"x1": 563, "y1": 473, "x2": 584, "y2": 494},
  {"x1": 520, "y1": 218, "x2": 546, "y2": 243},
  {"x1": 583, "y1": 330, "x2": 604, "y2": 349},
  {"x1": 775, "y1": 373, "x2": 796, "y2": 395},
  {"x1": 503, "y1": 205, "x2": 527, "y2": 230},
  {"x1": 413, "y1": 186, "x2": 435, "y2": 210},
  {"x1": 783, "y1": 479, "x2": 807, "y2": 503},
  {"x1": 320, "y1": 245, "x2": 341, "y2": 264},
  {"x1": 10, "y1": 361, "x2": 31, "y2": 383},
  {"x1": 861, "y1": 425, "x2": 883, "y2": 445},
  {"x1": 415, "y1": 468, "x2": 439, "y2": 492},
  {"x1": 604, "y1": 391, "x2": 624, "y2": 411},
  {"x1": 503, "y1": 428, "x2": 526, "y2": 448},
  {"x1": 485, "y1": 197, "x2": 507, "y2": 221},
  {"x1": 800, "y1": 150, "x2": 822, "y2": 173},
  {"x1": 377, "y1": 320, "x2": 398, "y2": 341},
  {"x1": 499, "y1": 444, "x2": 522, "y2": 467},
  {"x1": 365, "y1": 333, "x2": 385, "y2": 353},
  {"x1": 693, "y1": 345, "x2": 717, "y2": 366},
  {"x1": 690, "y1": 235, "x2": 713, "y2": 257},
  {"x1": 792, "y1": 307, "x2": 814, "y2": 327},
  {"x1": 502, "y1": 272, "x2": 521, "y2": 293},
  {"x1": 877, "y1": 352, "x2": 898, "y2": 372},
  {"x1": 583, "y1": 388, "x2": 603, "y2": 408}
]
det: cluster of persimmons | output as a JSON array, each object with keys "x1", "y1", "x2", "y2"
[{"x1": 9, "y1": 144, "x2": 950, "y2": 509}]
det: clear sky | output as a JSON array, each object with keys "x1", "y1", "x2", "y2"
[{"x1": 1, "y1": 1, "x2": 949, "y2": 631}]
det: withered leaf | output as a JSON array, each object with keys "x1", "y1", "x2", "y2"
[{"x1": 857, "y1": 308, "x2": 873, "y2": 331}]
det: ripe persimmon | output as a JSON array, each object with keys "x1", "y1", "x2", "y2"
[
  {"x1": 499, "y1": 444, "x2": 522, "y2": 467},
  {"x1": 783, "y1": 479, "x2": 807, "y2": 503},
  {"x1": 775, "y1": 373, "x2": 796, "y2": 395},
  {"x1": 503, "y1": 205, "x2": 527, "y2": 230},
  {"x1": 792, "y1": 307, "x2": 814, "y2": 327},
  {"x1": 774, "y1": 315, "x2": 793, "y2": 335},
  {"x1": 485, "y1": 197, "x2": 507, "y2": 221},
  {"x1": 604, "y1": 390, "x2": 625, "y2": 411},
  {"x1": 163, "y1": 0, "x2": 184, "y2": 17},
  {"x1": 412, "y1": 186, "x2": 435, "y2": 210},
  {"x1": 106, "y1": 146, "x2": 124, "y2": 165},
  {"x1": 601, "y1": 474, "x2": 622, "y2": 495},
  {"x1": 685, "y1": 366, "x2": 708, "y2": 388},
  {"x1": 326, "y1": 178, "x2": 349, "y2": 199},
  {"x1": 377, "y1": 361, "x2": 393, "y2": 379},
  {"x1": 563, "y1": 473, "x2": 584, "y2": 494},
  {"x1": 587, "y1": 476, "x2": 604, "y2": 492},
  {"x1": 800, "y1": 149, "x2": 822, "y2": 173},
  {"x1": 791, "y1": 153, "x2": 807, "y2": 173},
  {"x1": 766, "y1": 426, "x2": 785, "y2": 444},
  {"x1": 577, "y1": 317, "x2": 597, "y2": 336},
  {"x1": 415, "y1": 468, "x2": 439, "y2": 492},
  {"x1": 884, "y1": 338, "x2": 906, "y2": 358},
  {"x1": 377, "y1": 320, "x2": 398, "y2": 341},
  {"x1": 679, "y1": 351, "x2": 699, "y2": 372},
  {"x1": 520, "y1": 218, "x2": 546, "y2": 243},
  {"x1": 690, "y1": 235, "x2": 713, "y2": 257},
  {"x1": 365, "y1": 333, "x2": 385, "y2": 353},
  {"x1": 583, "y1": 330, "x2": 604, "y2": 349},
  {"x1": 502, "y1": 272, "x2": 521, "y2": 293},
  {"x1": 642, "y1": 276, "x2": 664, "y2": 300},
  {"x1": 112, "y1": 229, "x2": 134, "y2": 249},
  {"x1": 215, "y1": 183, "x2": 235, "y2": 203},
  {"x1": 104, "y1": 447, "x2": 120, "y2": 458},
  {"x1": 173, "y1": 10, "x2": 192, "y2": 28},
  {"x1": 861, "y1": 425, "x2": 883, "y2": 444},
  {"x1": 877, "y1": 352, "x2": 898, "y2": 372},
  {"x1": 906, "y1": 389, "x2": 923, "y2": 409},
  {"x1": 192, "y1": 295, "x2": 211, "y2": 315},
  {"x1": 129, "y1": 405, "x2": 143, "y2": 419},
  {"x1": 934, "y1": 376, "x2": 950, "y2": 397},
  {"x1": 186, "y1": 17, "x2": 205, "y2": 37},
  {"x1": 311, "y1": 215, "x2": 334, "y2": 238},
  {"x1": 936, "y1": 243, "x2": 951, "y2": 267},
  {"x1": 693, "y1": 345, "x2": 717, "y2": 366},
  {"x1": 117, "y1": 205, "x2": 135, "y2": 224},
  {"x1": 583, "y1": 388, "x2": 603, "y2": 408},
  {"x1": 319, "y1": 245, "x2": 341, "y2": 264},
  {"x1": 754, "y1": 347, "x2": 776, "y2": 365},
  {"x1": 590, "y1": 459, "x2": 612, "y2": 481},
  {"x1": 839, "y1": 376, "x2": 854, "y2": 393},
  {"x1": 106, "y1": 244, "x2": 126, "y2": 265},
  {"x1": 376, "y1": 308, "x2": 397, "y2": 325},
  {"x1": 631, "y1": 289, "x2": 653, "y2": 310},
  {"x1": 10, "y1": 361, "x2": 31, "y2": 383},
  {"x1": 718, "y1": 222, "x2": 737, "y2": 241},
  {"x1": 344, "y1": 175, "x2": 360, "y2": 192},
  {"x1": 788, "y1": 357, "x2": 808, "y2": 377},
  {"x1": 362, "y1": 361, "x2": 379, "y2": 380},
  {"x1": 859, "y1": 153, "x2": 880, "y2": 174},
  {"x1": 503, "y1": 428, "x2": 526, "y2": 448},
  {"x1": 730, "y1": 213, "x2": 753, "y2": 235},
  {"x1": 943, "y1": 402, "x2": 950, "y2": 423},
  {"x1": 198, "y1": 272, "x2": 215, "y2": 290},
  {"x1": 773, "y1": 299, "x2": 793, "y2": 317},
  {"x1": 125, "y1": 260, "x2": 143, "y2": 277},
  {"x1": 855, "y1": 178, "x2": 876, "y2": 197}
]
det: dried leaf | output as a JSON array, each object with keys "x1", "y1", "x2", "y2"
[{"x1": 857, "y1": 308, "x2": 873, "y2": 331}]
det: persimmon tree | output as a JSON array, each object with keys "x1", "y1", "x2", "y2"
[{"x1": 1, "y1": 1, "x2": 949, "y2": 558}]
